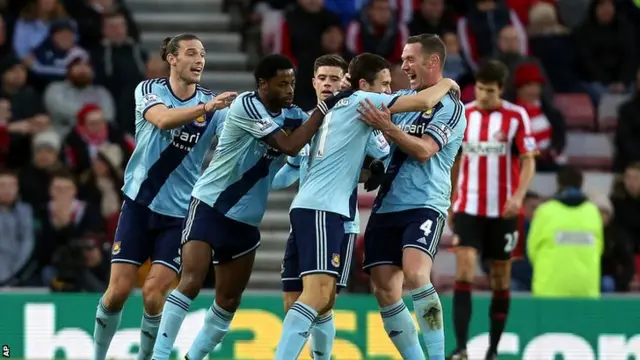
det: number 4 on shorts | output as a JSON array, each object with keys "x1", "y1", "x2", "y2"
[{"x1": 420, "y1": 219, "x2": 433, "y2": 237}]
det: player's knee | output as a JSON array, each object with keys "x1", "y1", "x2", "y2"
[
  {"x1": 176, "y1": 271, "x2": 205, "y2": 299},
  {"x1": 103, "y1": 278, "x2": 135, "y2": 310},
  {"x1": 216, "y1": 293, "x2": 242, "y2": 312},
  {"x1": 489, "y1": 261, "x2": 511, "y2": 290},
  {"x1": 455, "y1": 249, "x2": 477, "y2": 281},
  {"x1": 300, "y1": 276, "x2": 335, "y2": 312},
  {"x1": 403, "y1": 268, "x2": 431, "y2": 290},
  {"x1": 141, "y1": 282, "x2": 170, "y2": 315}
]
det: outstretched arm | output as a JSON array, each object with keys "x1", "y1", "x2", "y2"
[{"x1": 387, "y1": 79, "x2": 459, "y2": 114}]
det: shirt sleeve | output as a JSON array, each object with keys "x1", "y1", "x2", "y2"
[
  {"x1": 134, "y1": 80, "x2": 166, "y2": 118},
  {"x1": 229, "y1": 93, "x2": 281, "y2": 138},
  {"x1": 424, "y1": 97, "x2": 465, "y2": 150},
  {"x1": 360, "y1": 91, "x2": 402, "y2": 110},
  {"x1": 211, "y1": 108, "x2": 229, "y2": 136},
  {"x1": 513, "y1": 106, "x2": 538, "y2": 155},
  {"x1": 365, "y1": 130, "x2": 390, "y2": 159},
  {"x1": 272, "y1": 160, "x2": 301, "y2": 189}
]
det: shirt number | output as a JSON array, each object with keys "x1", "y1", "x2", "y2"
[
  {"x1": 420, "y1": 219, "x2": 433, "y2": 237},
  {"x1": 315, "y1": 111, "x2": 333, "y2": 158},
  {"x1": 504, "y1": 231, "x2": 519, "y2": 252}
]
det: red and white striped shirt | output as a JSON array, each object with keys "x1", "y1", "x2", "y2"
[{"x1": 453, "y1": 101, "x2": 537, "y2": 218}]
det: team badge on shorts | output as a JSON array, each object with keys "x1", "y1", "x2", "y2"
[
  {"x1": 281, "y1": 260, "x2": 285, "y2": 274},
  {"x1": 112, "y1": 241, "x2": 121, "y2": 255},
  {"x1": 331, "y1": 253, "x2": 340, "y2": 268}
]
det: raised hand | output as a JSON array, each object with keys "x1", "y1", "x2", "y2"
[{"x1": 204, "y1": 92, "x2": 238, "y2": 112}]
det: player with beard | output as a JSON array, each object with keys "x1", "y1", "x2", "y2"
[
  {"x1": 151, "y1": 54, "x2": 350, "y2": 360},
  {"x1": 356, "y1": 34, "x2": 466, "y2": 360},
  {"x1": 91, "y1": 34, "x2": 236, "y2": 360}
]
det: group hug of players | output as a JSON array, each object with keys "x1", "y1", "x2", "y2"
[{"x1": 90, "y1": 31, "x2": 537, "y2": 360}]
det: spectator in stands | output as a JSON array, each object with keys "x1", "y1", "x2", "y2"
[
  {"x1": 513, "y1": 63, "x2": 567, "y2": 171},
  {"x1": 145, "y1": 55, "x2": 168, "y2": 80},
  {"x1": 575, "y1": 0, "x2": 636, "y2": 105},
  {"x1": 496, "y1": 25, "x2": 552, "y2": 103},
  {"x1": 48, "y1": 232, "x2": 110, "y2": 292},
  {"x1": 271, "y1": 0, "x2": 341, "y2": 66},
  {"x1": 527, "y1": 167, "x2": 604, "y2": 298},
  {"x1": 390, "y1": 62, "x2": 409, "y2": 91},
  {"x1": 613, "y1": 69, "x2": 640, "y2": 172},
  {"x1": 589, "y1": 190, "x2": 634, "y2": 292},
  {"x1": 408, "y1": 0, "x2": 456, "y2": 37},
  {"x1": 0, "y1": 170, "x2": 37, "y2": 287},
  {"x1": 25, "y1": 20, "x2": 86, "y2": 92},
  {"x1": 505, "y1": 0, "x2": 555, "y2": 25},
  {"x1": 63, "y1": 104, "x2": 133, "y2": 174},
  {"x1": 18, "y1": 130, "x2": 65, "y2": 212},
  {"x1": 527, "y1": 2, "x2": 582, "y2": 93},
  {"x1": 90, "y1": 10, "x2": 145, "y2": 134},
  {"x1": 611, "y1": 162, "x2": 640, "y2": 253},
  {"x1": 76, "y1": 143, "x2": 123, "y2": 241},
  {"x1": 556, "y1": 0, "x2": 591, "y2": 28},
  {"x1": 294, "y1": 25, "x2": 353, "y2": 110},
  {"x1": 345, "y1": 0, "x2": 408, "y2": 64},
  {"x1": 442, "y1": 32, "x2": 470, "y2": 83},
  {"x1": 43, "y1": 52, "x2": 115, "y2": 136},
  {"x1": 12, "y1": 0, "x2": 75, "y2": 60},
  {"x1": 37, "y1": 170, "x2": 104, "y2": 279},
  {"x1": 0, "y1": 55, "x2": 51, "y2": 169},
  {"x1": 68, "y1": 0, "x2": 139, "y2": 49},
  {"x1": 457, "y1": 0, "x2": 526, "y2": 72}
]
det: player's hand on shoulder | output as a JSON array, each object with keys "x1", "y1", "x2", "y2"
[
  {"x1": 357, "y1": 99, "x2": 392, "y2": 130},
  {"x1": 443, "y1": 78, "x2": 460, "y2": 98},
  {"x1": 204, "y1": 92, "x2": 238, "y2": 112},
  {"x1": 318, "y1": 89, "x2": 354, "y2": 115}
]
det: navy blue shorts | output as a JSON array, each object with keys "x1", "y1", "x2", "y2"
[
  {"x1": 282, "y1": 231, "x2": 356, "y2": 293},
  {"x1": 181, "y1": 197, "x2": 260, "y2": 264},
  {"x1": 111, "y1": 196, "x2": 183, "y2": 273},
  {"x1": 280, "y1": 208, "x2": 345, "y2": 288},
  {"x1": 362, "y1": 208, "x2": 445, "y2": 273}
]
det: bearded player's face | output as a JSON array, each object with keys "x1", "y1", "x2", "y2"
[
  {"x1": 266, "y1": 69, "x2": 295, "y2": 108},
  {"x1": 174, "y1": 39, "x2": 205, "y2": 84}
]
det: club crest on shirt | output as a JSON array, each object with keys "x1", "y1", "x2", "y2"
[
  {"x1": 331, "y1": 253, "x2": 340, "y2": 267},
  {"x1": 112, "y1": 241, "x2": 121, "y2": 255},
  {"x1": 193, "y1": 114, "x2": 207, "y2": 127},
  {"x1": 421, "y1": 108, "x2": 434, "y2": 119},
  {"x1": 493, "y1": 130, "x2": 506, "y2": 141}
]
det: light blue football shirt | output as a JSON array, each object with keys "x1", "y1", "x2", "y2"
[
  {"x1": 122, "y1": 78, "x2": 226, "y2": 218},
  {"x1": 368, "y1": 89, "x2": 466, "y2": 216},
  {"x1": 273, "y1": 129, "x2": 389, "y2": 234},
  {"x1": 290, "y1": 90, "x2": 395, "y2": 219},
  {"x1": 191, "y1": 91, "x2": 308, "y2": 226}
]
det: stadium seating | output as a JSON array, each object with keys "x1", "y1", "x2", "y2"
[
  {"x1": 565, "y1": 132, "x2": 613, "y2": 170},
  {"x1": 597, "y1": 94, "x2": 630, "y2": 132},
  {"x1": 553, "y1": 93, "x2": 596, "y2": 131}
]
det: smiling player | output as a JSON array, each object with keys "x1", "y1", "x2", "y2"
[{"x1": 91, "y1": 34, "x2": 235, "y2": 360}]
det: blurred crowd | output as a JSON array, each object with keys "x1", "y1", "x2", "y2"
[
  {"x1": 0, "y1": 0, "x2": 169, "y2": 291},
  {"x1": 1, "y1": 0, "x2": 640, "y2": 296}
]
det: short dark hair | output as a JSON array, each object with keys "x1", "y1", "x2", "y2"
[
  {"x1": 51, "y1": 169, "x2": 76, "y2": 183},
  {"x1": 406, "y1": 34, "x2": 447, "y2": 69},
  {"x1": 314, "y1": 54, "x2": 348, "y2": 75},
  {"x1": 253, "y1": 54, "x2": 294, "y2": 85},
  {"x1": 0, "y1": 169, "x2": 16, "y2": 179},
  {"x1": 475, "y1": 60, "x2": 509, "y2": 87},
  {"x1": 160, "y1": 33, "x2": 201, "y2": 62},
  {"x1": 557, "y1": 166, "x2": 583, "y2": 190},
  {"x1": 348, "y1": 53, "x2": 390, "y2": 89}
]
